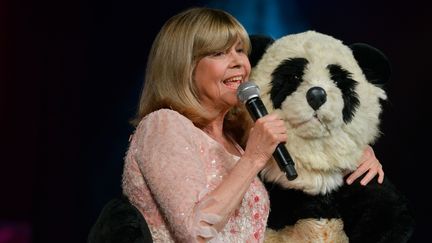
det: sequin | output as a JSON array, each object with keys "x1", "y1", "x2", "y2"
[{"x1": 234, "y1": 209, "x2": 240, "y2": 217}]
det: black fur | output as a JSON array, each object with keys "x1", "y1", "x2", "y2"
[
  {"x1": 249, "y1": 34, "x2": 275, "y2": 67},
  {"x1": 270, "y1": 58, "x2": 308, "y2": 109},
  {"x1": 265, "y1": 178, "x2": 415, "y2": 242},
  {"x1": 265, "y1": 183, "x2": 341, "y2": 229},
  {"x1": 349, "y1": 43, "x2": 391, "y2": 85},
  {"x1": 88, "y1": 196, "x2": 153, "y2": 243},
  {"x1": 338, "y1": 178, "x2": 415, "y2": 243},
  {"x1": 328, "y1": 64, "x2": 360, "y2": 123}
]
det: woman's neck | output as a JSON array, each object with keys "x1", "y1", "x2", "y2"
[
  {"x1": 202, "y1": 115, "x2": 225, "y2": 140},
  {"x1": 201, "y1": 106, "x2": 230, "y2": 136},
  {"x1": 202, "y1": 111, "x2": 242, "y2": 157}
]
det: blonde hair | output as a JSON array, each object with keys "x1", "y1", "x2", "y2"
[{"x1": 132, "y1": 7, "x2": 251, "y2": 138}]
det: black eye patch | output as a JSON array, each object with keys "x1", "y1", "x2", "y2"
[
  {"x1": 327, "y1": 64, "x2": 360, "y2": 123},
  {"x1": 270, "y1": 58, "x2": 308, "y2": 109}
]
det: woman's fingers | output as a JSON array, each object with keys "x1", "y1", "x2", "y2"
[{"x1": 346, "y1": 146, "x2": 384, "y2": 185}]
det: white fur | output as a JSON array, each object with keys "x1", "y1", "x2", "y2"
[
  {"x1": 251, "y1": 31, "x2": 386, "y2": 195},
  {"x1": 265, "y1": 218, "x2": 348, "y2": 243}
]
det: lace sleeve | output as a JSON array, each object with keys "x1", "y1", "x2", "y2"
[{"x1": 133, "y1": 109, "x2": 224, "y2": 242}]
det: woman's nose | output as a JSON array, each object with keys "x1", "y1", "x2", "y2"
[{"x1": 229, "y1": 51, "x2": 243, "y2": 68}]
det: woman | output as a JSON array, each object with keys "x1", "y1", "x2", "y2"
[{"x1": 122, "y1": 7, "x2": 384, "y2": 242}]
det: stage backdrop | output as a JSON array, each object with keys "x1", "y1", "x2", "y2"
[{"x1": 2, "y1": 0, "x2": 429, "y2": 242}]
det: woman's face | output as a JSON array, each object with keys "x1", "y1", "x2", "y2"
[{"x1": 194, "y1": 38, "x2": 251, "y2": 113}]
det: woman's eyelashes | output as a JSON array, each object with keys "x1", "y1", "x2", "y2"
[{"x1": 212, "y1": 51, "x2": 225, "y2": 57}]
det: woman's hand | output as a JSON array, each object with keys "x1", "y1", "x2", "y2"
[
  {"x1": 243, "y1": 113, "x2": 287, "y2": 169},
  {"x1": 346, "y1": 145, "x2": 384, "y2": 186}
]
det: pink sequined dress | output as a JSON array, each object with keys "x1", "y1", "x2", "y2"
[{"x1": 122, "y1": 109, "x2": 269, "y2": 242}]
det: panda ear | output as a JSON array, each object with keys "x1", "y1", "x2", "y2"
[
  {"x1": 249, "y1": 34, "x2": 275, "y2": 68},
  {"x1": 349, "y1": 43, "x2": 391, "y2": 85}
]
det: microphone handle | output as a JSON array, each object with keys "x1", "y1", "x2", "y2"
[
  {"x1": 245, "y1": 97, "x2": 269, "y2": 118},
  {"x1": 246, "y1": 97, "x2": 298, "y2": 181},
  {"x1": 273, "y1": 144, "x2": 298, "y2": 180}
]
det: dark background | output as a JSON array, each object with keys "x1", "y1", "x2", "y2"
[{"x1": 1, "y1": 0, "x2": 430, "y2": 242}]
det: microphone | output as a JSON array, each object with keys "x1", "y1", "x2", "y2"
[{"x1": 237, "y1": 81, "x2": 298, "y2": 181}]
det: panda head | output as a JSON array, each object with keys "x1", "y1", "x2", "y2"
[{"x1": 249, "y1": 31, "x2": 390, "y2": 195}]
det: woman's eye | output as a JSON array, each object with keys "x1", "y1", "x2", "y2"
[
  {"x1": 236, "y1": 48, "x2": 245, "y2": 53},
  {"x1": 212, "y1": 51, "x2": 225, "y2": 57}
]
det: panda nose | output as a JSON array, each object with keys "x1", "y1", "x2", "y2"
[{"x1": 306, "y1": 87, "x2": 327, "y2": 110}]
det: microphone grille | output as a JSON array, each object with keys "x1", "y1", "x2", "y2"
[{"x1": 237, "y1": 81, "x2": 260, "y2": 103}]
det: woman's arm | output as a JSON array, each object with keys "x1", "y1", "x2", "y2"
[
  {"x1": 197, "y1": 113, "x2": 286, "y2": 234},
  {"x1": 346, "y1": 145, "x2": 384, "y2": 185},
  {"x1": 132, "y1": 110, "x2": 285, "y2": 242}
]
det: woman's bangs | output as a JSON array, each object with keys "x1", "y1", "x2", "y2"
[{"x1": 195, "y1": 20, "x2": 249, "y2": 57}]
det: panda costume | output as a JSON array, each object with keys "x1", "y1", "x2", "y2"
[{"x1": 248, "y1": 31, "x2": 415, "y2": 243}]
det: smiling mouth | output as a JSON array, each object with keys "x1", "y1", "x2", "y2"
[{"x1": 223, "y1": 76, "x2": 243, "y2": 89}]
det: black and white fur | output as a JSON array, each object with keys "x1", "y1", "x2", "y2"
[{"x1": 249, "y1": 31, "x2": 414, "y2": 243}]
